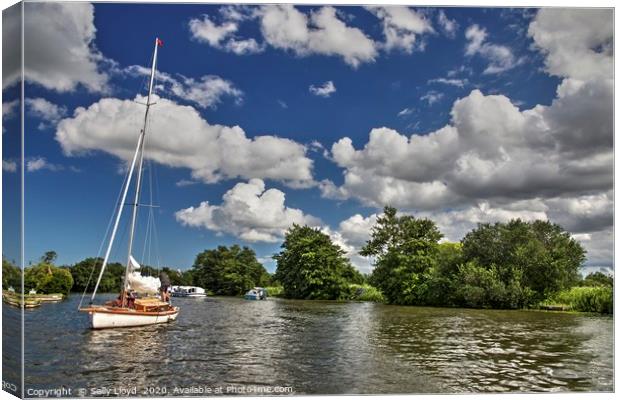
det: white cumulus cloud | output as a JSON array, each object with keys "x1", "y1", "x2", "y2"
[
  {"x1": 25, "y1": 98, "x2": 67, "y2": 129},
  {"x1": 175, "y1": 179, "x2": 321, "y2": 242},
  {"x1": 437, "y1": 10, "x2": 458, "y2": 38},
  {"x1": 4, "y1": 3, "x2": 109, "y2": 92},
  {"x1": 259, "y1": 5, "x2": 377, "y2": 68},
  {"x1": 320, "y1": 9, "x2": 612, "y2": 267},
  {"x1": 56, "y1": 95, "x2": 315, "y2": 187},
  {"x1": 26, "y1": 157, "x2": 65, "y2": 172},
  {"x1": 465, "y1": 24, "x2": 521, "y2": 74},
  {"x1": 309, "y1": 81, "x2": 336, "y2": 98},
  {"x1": 2, "y1": 160, "x2": 17, "y2": 173},
  {"x1": 367, "y1": 6, "x2": 434, "y2": 53},
  {"x1": 2, "y1": 99, "x2": 19, "y2": 120},
  {"x1": 528, "y1": 8, "x2": 612, "y2": 80},
  {"x1": 189, "y1": 14, "x2": 265, "y2": 55},
  {"x1": 123, "y1": 65, "x2": 243, "y2": 110}
]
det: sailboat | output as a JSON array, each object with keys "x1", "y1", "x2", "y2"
[{"x1": 79, "y1": 38, "x2": 179, "y2": 329}]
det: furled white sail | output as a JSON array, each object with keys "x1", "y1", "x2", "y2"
[{"x1": 127, "y1": 255, "x2": 161, "y2": 294}]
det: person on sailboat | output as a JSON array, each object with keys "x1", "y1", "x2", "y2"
[
  {"x1": 159, "y1": 271, "x2": 171, "y2": 303},
  {"x1": 109, "y1": 290, "x2": 136, "y2": 308}
]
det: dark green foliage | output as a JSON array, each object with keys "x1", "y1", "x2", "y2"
[
  {"x1": 70, "y1": 257, "x2": 196, "y2": 293},
  {"x1": 2, "y1": 258, "x2": 21, "y2": 290},
  {"x1": 23, "y1": 254, "x2": 73, "y2": 295},
  {"x1": 274, "y1": 225, "x2": 359, "y2": 300},
  {"x1": 461, "y1": 220, "x2": 585, "y2": 305},
  {"x1": 361, "y1": 208, "x2": 588, "y2": 310},
  {"x1": 363, "y1": 206, "x2": 443, "y2": 305},
  {"x1": 452, "y1": 261, "x2": 535, "y2": 309},
  {"x1": 581, "y1": 271, "x2": 613, "y2": 287},
  {"x1": 192, "y1": 245, "x2": 269, "y2": 296},
  {"x1": 39, "y1": 268, "x2": 73, "y2": 295},
  {"x1": 69, "y1": 257, "x2": 125, "y2": 293},
  {"x1": 41, "y1": 251, "x2": 57, "y2": 264}
]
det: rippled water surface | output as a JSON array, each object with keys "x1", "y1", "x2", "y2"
[{"x1": 15, "y1": 294, "x2": 613, "y2": 395}]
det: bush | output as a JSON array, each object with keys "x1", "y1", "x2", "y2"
[
  {"x1": 453, "y1": 261, "x2": 535, "y2": 309},
  {"x1": 264, "y1": 286, "x2": 283, "y2": 297},
  {"x1": 39, "y1": 268, "x2": 73, "y2": 295},
  {"x1": 347, "y1": 284, "x2": 385, "y2": 302},
  {"x1": 552, "y1": 286, "x2": 613, "y2": 314},
  {"x1": 24, "y1": 263, "x2": 73, "y2": 295},
  {"x1": 2, "y1": 259, "x2": 21, "y2": 291}
]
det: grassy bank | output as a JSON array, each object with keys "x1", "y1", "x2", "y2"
[{"x1": 540, "y1": 286, "x2": 613, "y2": 314}]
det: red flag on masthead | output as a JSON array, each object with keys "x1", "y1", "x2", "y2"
[{"x1": 156, "y1": 38, "x2": 163, "y2": 47}]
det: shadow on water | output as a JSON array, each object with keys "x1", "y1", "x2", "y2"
[{"x1": 22, "y1": 294, "x2": 613, "y2": 395}]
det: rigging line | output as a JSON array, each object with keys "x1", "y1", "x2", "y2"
[
  {"x1": 139, "y1": 160, "x2": 153, "y2": 264},
  {"x1": 151, "y1": 197, "x2": 162, "y2": 272},
  {"x1": 148, "y1": 161, "x2": 156, "y2": 272},
  {"x1": 78, "y1": 162, "x2": 132, "y2": 310},
  {"x1": 146, "y1": 123, "x2": 163, "y2": 272},
  {"x1": 143, "y1": 100, "x2": 161, "y2": 273},
  {"x1": 140, "y1": 114, "x2": 154, "y2": 272},
  {"x1": 148, "y1": 156, "x2": 163, "y2": 272},
  {"x1": 140, "y1": 185, "x2": 152, "y2": 265}
]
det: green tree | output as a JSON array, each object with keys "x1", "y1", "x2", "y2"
[
  {"x1": 461, "y1": 219, "x2": 585, "y2": 305},
  {"x1": 362, "y1": 206, "x2": 443, "y2": 305},
  {"x1": 24, "y1": 253, "x2": 73, "y2": 295},
  {"x1": 191, "y1": 245, "x2": 268, "y2": 296},
  {"x1": 274, "y1": 225, "x2": 358, "y2": 300},
  {"x1": 2, "y1": 258, "x2": 21, "y2": 291},
  {"x1": 581, "y1": 271, "x2": 613, "y2": 287},
  {"x1": 41, "y1": 251, "x2": 57, "y2": 265},
  {"x1": 418, "y1": 242, "x2": 463, "y2": 306},
  {"x1": 69, "y1": 257, "x2": 124, "y2": 293}
]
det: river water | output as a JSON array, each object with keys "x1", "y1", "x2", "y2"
[{"x1": 11, "y1": 294, "x2": 614, "y2": 395}]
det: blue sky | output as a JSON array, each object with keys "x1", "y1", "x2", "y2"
[{"x1": 2, "y1": 3, "x2": 613, "y2": 275}]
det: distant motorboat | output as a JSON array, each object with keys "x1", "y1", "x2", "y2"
[
  {"x1": 171, "y1": 286, "x2": 207, "y2": 298},
  {"x1": 244, "y1": 287, "x2": 267, "y2": 300}
]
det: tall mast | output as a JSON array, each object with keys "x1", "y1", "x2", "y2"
[
  {"x1": 121, "y1": 37, "x2": 160, "y2": 305},
  {"x1": 90, "y1": 38, "x2": 160, "y2": 303}
]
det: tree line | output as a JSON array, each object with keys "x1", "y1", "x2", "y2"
[
  {"x1": 3, "y1": 246, "x2": 271, "y2": 297},
  {"x1": 271, "y1": 206, "x2": 612, "y2": 313},
  {"x1": 2, "y1": 206, "x2": 612, "y2": 313}
]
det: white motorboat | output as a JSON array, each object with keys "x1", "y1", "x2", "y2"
[{"x1": 171, "y1": 286, "x2": 207, "y2": 297}]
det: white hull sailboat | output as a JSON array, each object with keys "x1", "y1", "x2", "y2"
[
  {"x1": 80, "y1": 37, "x2": 179, "y2": 329},
  {"x1": 87, "y1": 303, "x2": 179, "y2": 329}
]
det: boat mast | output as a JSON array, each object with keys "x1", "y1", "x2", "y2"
[
  {"x1": 121, "y1": 38, "x2": 160, "y2": 306},
  {"x1": 90, "y1": 38, "x2": 160, "y2": 303}
]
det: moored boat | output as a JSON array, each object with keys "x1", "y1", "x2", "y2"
[
  {"x1": 171, "y1": 286, "x2": 207, "y2": 297},
  {"x1": 244, "y1": 287, "x2": 267, "y2": 300}
]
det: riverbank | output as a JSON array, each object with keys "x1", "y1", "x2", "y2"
[
  {"x1": 62, "y1": 283, "x2": 612, "y2": 315},
  {"x1": 2, "y1": 292, "x2": 65, "y2": 308},
  {"x1": 261, "y1": 284, "x2": 612, "y2": 315}
]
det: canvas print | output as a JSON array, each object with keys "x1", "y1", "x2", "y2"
[{"x1": 1, "y1": 1, "x2": 614, "y2": 398}]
